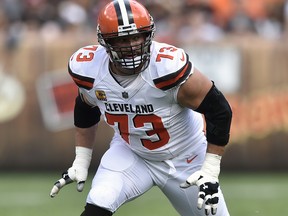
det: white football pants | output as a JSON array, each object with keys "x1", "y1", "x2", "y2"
[{"x1": 86, "y1": 135, "x2": 230, "y2": 216}]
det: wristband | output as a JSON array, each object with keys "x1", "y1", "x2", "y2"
[
  {"x1": 72, "y1": 146, "x2": 93, "y2": 169},
  {"x1": 201, "y1": 153, "x2": 222, "y2": 179}
]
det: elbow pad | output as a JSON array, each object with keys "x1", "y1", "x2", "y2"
[
  {"x1": 195, "y1": 83, "x2": 232, "y2": 146},
  {"x1": 74, "y1": 95, "x2": 101, "y2": 128}
]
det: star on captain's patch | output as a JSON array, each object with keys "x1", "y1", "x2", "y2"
[{"x1": 122, "y1": 91, "x2": 129, "y2": 98}]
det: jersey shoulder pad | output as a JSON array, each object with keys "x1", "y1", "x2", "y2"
[
  {"x1": 68, "y1": 45, "x2": 106, "y2": 90},
  {"x1": 150, "y1": 42, "x2": 193, "y2": 90}
]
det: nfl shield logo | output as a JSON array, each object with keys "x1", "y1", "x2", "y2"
[{"x1": 122, "y1": 91, "x2": 129, "y2": 98}]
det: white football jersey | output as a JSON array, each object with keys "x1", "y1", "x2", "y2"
[{"x1": 68, "y1": 41, "x2": 206, "y2": 161}]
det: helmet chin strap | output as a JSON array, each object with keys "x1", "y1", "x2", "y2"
[
  {"x1": 120, "y1": 56, "x2": 142, "y2": 69},
  {"x1": 109, "y1": 61, "x2": 143, "y2": 76}
]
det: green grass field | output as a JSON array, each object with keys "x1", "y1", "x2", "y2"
[{"x1": 0, "y1": 172, "x2": 287, "y2": 216}]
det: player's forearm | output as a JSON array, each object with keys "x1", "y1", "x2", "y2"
[
  {"x1": 206, "y1": 143, "x2": 225, "y2": 156},
  {"x1": 75, "y1": 124, "x2": 98, "y2": 149}
]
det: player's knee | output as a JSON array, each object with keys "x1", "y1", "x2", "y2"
[
  {"x1": 88, "y1": 185, "x2": 120, "y2": 211},
  {"x1": 80, "y1": 203, "x2": 113, "y2": 216}
]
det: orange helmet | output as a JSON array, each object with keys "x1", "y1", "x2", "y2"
[{"x1": 97, "y1": 0, "x2": 155, "y2": 74}]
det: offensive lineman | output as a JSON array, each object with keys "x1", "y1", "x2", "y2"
[{"x1": 50, "y1": 0, "x2": 232, "y2": 216}]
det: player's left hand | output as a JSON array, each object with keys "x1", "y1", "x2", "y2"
[
  {"x1": 50, "y1": 146, "x2": 92, "y2": 198},
  {"x1": 180, "y1": 153, "x2": 222, "y2": 215},
  {"x1": 50, "y1": 166, "x2": 88, "y2": 198},
  {"x1": 50, "y1": 171, "x2": 74, "y2": 198}
]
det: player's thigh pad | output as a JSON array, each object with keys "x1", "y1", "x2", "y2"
[{"x1": 86, "y1": 143, "x2": 153, "y2": 212}]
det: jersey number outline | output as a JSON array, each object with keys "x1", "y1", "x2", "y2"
[
  {"x1": 105, "y1": 112, "x2": 170, "y2": 150},
  {"x1": 156, "y1": 46, "x2": 178, "y2": 62},
  {"x1": 75, "y1": 45, "x2": 178, "y2": 63},
  {"x1": 76, "y1": 45, "x2": 98, "y2": 62}
]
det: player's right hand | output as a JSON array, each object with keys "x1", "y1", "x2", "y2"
[
  {"x1": 180, "y1": 153, "x2": 222, "y2": 215},
  {"x1": 180, "y1": 170, "x2": 219, "y2": 215}
]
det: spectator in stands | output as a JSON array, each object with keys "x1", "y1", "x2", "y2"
[{"x1": 177, "y1": 4, "x2": 224, "y2": 45}]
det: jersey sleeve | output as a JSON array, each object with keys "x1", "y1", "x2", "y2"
[
  {"x1": 68, "y1": 45, "x2": 99, "y2": 90},
  {"x1": 151, "y1": 43, "x2": 194, "y2": 91},
  {"x1": 78, "y1": 88, "x2": 96, "y2": 107}
]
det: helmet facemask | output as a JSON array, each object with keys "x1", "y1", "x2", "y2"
[
  {"x1": 96, "y1": 0, "x2": 156, "y2": 75},
  {"x1": 98, "y1": 26, "x2": 155, "y2": 75}
]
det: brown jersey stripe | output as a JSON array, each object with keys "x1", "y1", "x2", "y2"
[
  {"x1": 68, "y1": 65, "x2": 94, "y2": 90},
  {"x1": 154, "y1": 61, "x2": 192, "y2": 90}
]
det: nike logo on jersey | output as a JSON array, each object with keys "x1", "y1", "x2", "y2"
[
  {"x1": 180, "y1": 52, "x2": 185, "y2": 61},
  {"x1": 186, "y1": 155, "x2": 198, "y2": 164}
]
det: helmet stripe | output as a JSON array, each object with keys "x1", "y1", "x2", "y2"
[
  {"x1": 113, "y1": 0, "x2": 134, "y2": 26},
  {"x1": 123, "y1": 0, "x2": 134, "y2": 24}
]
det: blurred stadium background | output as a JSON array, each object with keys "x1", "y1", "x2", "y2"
[{"x1": 0, "y1": 0, "x2": 288, "y2": 215}]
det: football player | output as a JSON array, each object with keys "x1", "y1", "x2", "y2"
[{"x1": 50, "y1": 0, "x2": 232, "y2": 216}]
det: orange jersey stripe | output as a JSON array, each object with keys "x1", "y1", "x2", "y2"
[
  {"x1": 154, "y1": 61, "x2": 191, "y2": 90},
  {"x1": 72, "y1": 77, "x2": 94, "y2": 89}
]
